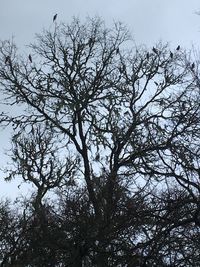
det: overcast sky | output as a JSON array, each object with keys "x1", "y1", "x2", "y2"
[{"x1": 1, "y1": 0, "x2": 200, "y2": 199}]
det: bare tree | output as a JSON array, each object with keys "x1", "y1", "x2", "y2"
[{"x1": 0, "y1": 17, "x2": 200, "y2": 266}]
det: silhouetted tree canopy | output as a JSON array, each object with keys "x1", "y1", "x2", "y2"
[{"x1": 0, "y1": 17, "x2": 200, "y2": 266}]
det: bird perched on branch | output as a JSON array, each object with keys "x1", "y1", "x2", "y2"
[
  {"x1": 5, "y1": 56, "x2": 10, "y2": 64},
  {"x1": 116, "y1": 47, "x2": 119, "y2": 54},
  {"x1": 88, "y1": 37, "x2": 94, "y2": 47},
  {"x1": 53, "y1": 14, "x2": 57, "y2": 22},
  {"x1": 28, "y1": 54, "x2": 32, "y2": 63},
  {"x1": 191, "y1": 62, "x2": 195, "y2": 70},
  {"x1": 176, "y1": 45, "x2": 180, "y2": 51},
  {"x1": 170, "y1": 51, "x2": 173, "y2": 59},
  {"x1": 152, "y1": 47, "x2": 158, "y2": 54}
]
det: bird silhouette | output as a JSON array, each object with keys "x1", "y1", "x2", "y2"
[
  {"x1": 116, "y1": 47, "x2": 119, "y2": 54},
  {"x1": 170, "y1": 51, "x2": 173, "y2": 59},
  {"x1": 191, "y1": 62, "x2": 195, "y2": 69},
  {"x1": 176, "y1": 45, "x2": 180, "y2": 51},
  {"x1": 88, "y1": 37, "x2": 94, "y2": 47},
  {"x1": 146, "y1": 52, "x2": 149, "y2": 59},
  {"x1": 53, "y1": 14, "x2": 57, "y2": 22},
  {"x1": 152, "y1": 47, "x2": 158, "y2": 54},
  {"x1": 182, "y1": 102, "x2": 186, "y2": 110},
  {"x1": 28, "y1": 54, "x2": 32, "y2": 63},
  {"x1": 5, "y1": 56, "x2": 10, "y2": 64}
]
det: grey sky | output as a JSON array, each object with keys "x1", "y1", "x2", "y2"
[
  {"x1": 0, "y1": 0, "x2": 200, "y2": 199},
  {"x1": 1, "y1": 0, "x2": 200, "y2": 48}
]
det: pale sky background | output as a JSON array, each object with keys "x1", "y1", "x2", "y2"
[{"x1": 0, "y1": 0, "x2": 200, "y2": 199}]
